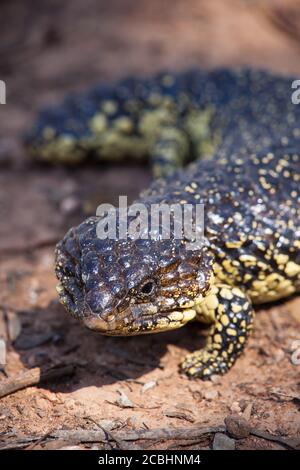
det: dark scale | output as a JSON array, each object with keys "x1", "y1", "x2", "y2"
[{"x1": 27, "y1": 68, "x2": 300, "y2": 379}]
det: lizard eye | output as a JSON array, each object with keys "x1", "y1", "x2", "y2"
[{"x1": 140, "y1": 280, "x2": 156, "y2": 296}]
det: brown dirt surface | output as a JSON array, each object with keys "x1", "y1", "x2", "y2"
[{"x1": 0, "y1": 0, "x2": 300, "y2": 451}]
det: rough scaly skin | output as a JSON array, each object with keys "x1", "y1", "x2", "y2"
[{"x1": 30, "y1": 68, "x2": 300, "y2": 379}]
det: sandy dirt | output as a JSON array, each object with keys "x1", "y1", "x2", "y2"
[{"x1": 0, "y1": 0, "x2": 299, "y2": 450}]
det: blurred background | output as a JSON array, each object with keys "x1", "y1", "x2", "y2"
[
  {"x1": 1, "y1": 0, "x2": 300, "y2": 250},
  {"x1": 1, "y1": 0, "x2": 300, "y2": 145},
  {"x1": 0, "y1": 0, "x2": 300, "y2": 306}
]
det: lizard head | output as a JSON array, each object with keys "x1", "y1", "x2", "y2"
[{"x1": 55, "y1": 216, "x2": 213, "y2": 335}]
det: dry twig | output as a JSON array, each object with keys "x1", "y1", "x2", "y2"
[
  {"x1": 0, "y1": 364, "x2": 76, "y2": 399},
  {"x1": 1, "y1": 423, "x2": 299, "y2": 451},
  {"x1": 0, "y1": 426, "x2": 225, "y2": 450}
]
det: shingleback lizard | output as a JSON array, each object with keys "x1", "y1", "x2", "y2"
[{"x1": 27, "y1": 69, "x2": 300, "y2": 379}]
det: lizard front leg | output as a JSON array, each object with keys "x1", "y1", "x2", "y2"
[
  {"x1": 180, "y1": 284, "x2": 254, "y2": 379},
  {"x1": 150, "y1": 125, "x2": 190, "y2": 178}
]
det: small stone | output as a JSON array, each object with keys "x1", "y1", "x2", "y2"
[
  {"x1": 0, "y1": 409, "x2": 11, "y2": 420},
  {"x1": 141, "y1": 380, "x2": 157, "y2": 393},
  {"x1": 224, "y1": 414, "x2": 251, "y2": 439},
  {"x1": 210, "y1": 374, "x2": 222, "y2": 384},
  {"x1": 229, "y1": 401, "x2": 241, "y2": 414},
  {"x1": 34, "y1": 397, "x2": 49, "y2": 411},
  {"x1": 203, "y1": 389, "x2": 219, "y2": 401},
  {"x1": 126, "y1": 416, "x2": 139, "y2": 428},
  {"x1": 7, "y1": 311, "x2": 22, "y2": 342},
  {"x1": 39, "y1": 391, "x2": 57, "y2": 403},
  {"x1": 273, "y1": 348, "x2": 285, "y2": 363},
  {"x1": 99, "y1": 419, "x2": 122, "y2": 431},
  {"x1": 238, "y1": 399, "x2": 247, "y2": 412},
  {"x1": 60, "y1": 196, "x2": 81, "y2": 215},
  {"x1": 213, "y1": 432, "x2": 235, "y2": 450},
  {"x1": 116, "y1": 391, "x2": 135, "y2": 408},
  {"x1": 0, "y1": 338, "x2": 6, "y2": 366},
  {"x1": 242, "y1": 403, "x2": 253, "y2": 421}
]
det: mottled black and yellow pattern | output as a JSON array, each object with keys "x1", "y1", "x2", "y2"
[
  {"x1": 25, "y1": 68, "x2": 236, "y2": 176},
  {"x1": 29, "y1": 68, "x2": 300, "y2": 379}
]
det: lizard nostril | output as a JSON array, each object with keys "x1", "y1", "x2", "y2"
[{"x1": 106, "y1": 313, "x2": 116, "y2": 322}]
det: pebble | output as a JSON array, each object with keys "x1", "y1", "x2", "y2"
[
  {"x1": 126, "y1": 416, "x2": 139, "y2": 429},
  {"x1": 0, "y1": 408, "x2": 12, "y2": 420},
  {"x1": 33, "y1": 397, "x2": 49, "y2": 411},
  {"x1": 116, "y1": 391, "x2": 135, "y2": 408},
  {"x1": 60, "y1": 196, "x2": 81, "y2": 215},
  {"x1": 229, "y1": 401, "x2": 241, "y2": 414},
  {"x1": 0, "y1": 338, "x2": 6, "y2": 366},
  {"x1": 238, "y1": 399, "x2": 247, "y2": 411},
  {"x1": 141, "y1": 380, "x2": 157, "y2": 394},
  {"x1": 40, "y1": 391, "x2": 59, "y2": 403},
  {"x1": 242, "y1": 403, "x2": 253, "y2": 421},
  {"x1": 7, "y1": 311, "x2": 22, "y2": 342},
  {"x1": 224, "y1": 414, "x2": 251, "y2": 439},
  {"x1": 273, "y1": 348, "x2": 285, "y2": 363},
  {"x1": 210, "y1": 374, "x2": 222, "y2": 384},
  {"x1": 213, "y1": 433, "x2": 235, "y2": 450},
  {"x1": 99, "y1": 419, "x2": 122, "y2": 431}
]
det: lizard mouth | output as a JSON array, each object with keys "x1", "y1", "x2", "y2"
[{"x1": 56, "y1": 279, "x2": 197, "y2": 336}]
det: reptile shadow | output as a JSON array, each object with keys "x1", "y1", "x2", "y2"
[
  {"x1": 12, "y1": 295, "x2": 299, "y2": 393},
  {"x1": 13, "y1": 300, "x2": 207, "y2": 393}
]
